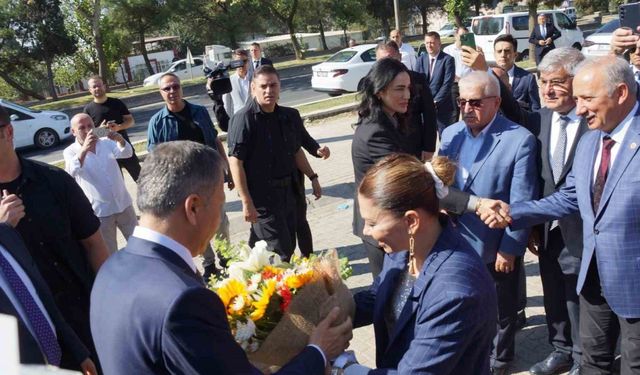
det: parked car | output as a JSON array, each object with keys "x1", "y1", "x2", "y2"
[
  {"x1": 471, "y1": 10, "x2": 584, "y2": 62},
  {"x1": 561, "y1": 7, "x2": 578, "y2": 22},
  {"x1": 142, "y1": 57, "x2": 205, "y2": 86},
  {"x1": 438, "y1": 23, "x2": 456, "y2": 38},
  {"x1": 311, "y1": 44, "x2": 377, "y2": 96},
  {"x1": 0, "y1": 99, "x2": 71, "y2": 149},
  {"x1": 582, "y1": 19, "x2": 620, "y2": 58}
]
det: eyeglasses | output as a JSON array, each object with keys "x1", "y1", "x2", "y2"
[
  {"x1": 457, "y1": 96, "x2": 496, "y2": 108},
  {"x1": 161, "y1": 84, "x2": 181, "y2": 92},
  {"x1": 538, "y1": 77, "x2": 572, "y2": 88}
]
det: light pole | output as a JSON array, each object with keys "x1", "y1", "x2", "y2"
[{"x1": 394, "y1": 0, "x2": 400, "y2": 31}]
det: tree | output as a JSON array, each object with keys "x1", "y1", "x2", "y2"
[
  {"x1": 524, "y1": 0, "x2": 562, "y2": 63},
  {"x1": 444, "y1": 0, "x2": 469, "y2": 27},
  {"x1": 257, "y1": 0, "x2": 305, "y2": 60},
  {"x1": 411, "y1": 0, "x2": 443, "y2": 35},
  {"x1": 367, "y1": 0, "x2": 394, "y2": 37},
  {"x1": 332, "y1": 0, "x2": 365, "y2": 45},
  {"x1": 300, "y1": 0, "x2": 330, "y2": 50}
]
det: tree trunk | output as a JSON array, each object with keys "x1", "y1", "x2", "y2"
[
  {"x1": 288, "y1": 23, "x2": 305, "y2": 60},
  {"x1": 139, "y1": 31, "x2": 155, "y2": 76},
  {"x1": 382, "y1": 17, "x2": 390, "y2": 38},
  {"x1": 318, "y1": 18, "x2": 328, "y2": 50},
  {"x1": 45, "y1": 59, "x2": 58, "y2": 100},
  {"x1": 420, "y1": 6, "x2": 428, "y2": 35},
  {"x1": 528, "y1": 3, "x2": 538, "y2": 64},
  {"x1": 474, "y1": 0, "x2": 481, "y2": 15},
  {"x1": 92, "y1": 0, "x2": 109, "y2": 86},
  {"x1": 0, "y1": 70, "x2": 45, "y2": 100},
  {"x1": 343, "y1": 27, "x2": 348, "y2": 47},
  {"x1": 453, "y1": 14, "x2": 463, "y2": 27}
]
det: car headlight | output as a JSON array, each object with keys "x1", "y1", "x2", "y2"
[{"x1": 50, "y1": 115, "x2": 67, "y2": 121}]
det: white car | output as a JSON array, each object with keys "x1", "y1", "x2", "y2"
[
  {"x1": 438, "y1": 23, "x2": 456, "y2": 38},
  {"x1": 582, "y1": 19, "x2": 620, "y2": 58},
  {"x1": 143, "y1": 58, "x2": 205, "y2": 87},
  {"x1": 0, "y1": 99, "x2": 71, "y2": 149},
  {"x1": 311, "y1": 44, "x2": 377, "y2": 96}
]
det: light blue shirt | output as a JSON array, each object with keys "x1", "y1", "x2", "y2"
[
  {"x1": 0, "y1": 244, "x2": 56, "y2": 340},
  {"x1": 455, "y1": 115, "x2": 497, "y2": 189}
]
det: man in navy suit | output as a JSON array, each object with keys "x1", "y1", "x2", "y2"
[
  {"x1": 90, "y1": 141, "x2": 352, "y2": 375},
  {"x1": 485, "y1": 56, "x2": 640, "y2": 374},
  {"x1": 438, "y1": 71, "x2": 538, "y2": 375},
  {"x1": 249, "y1": 42, "x2": 273, "y2": 73},
  {"x1": 416, "y1": 31, "x2": 456, "y2": 135},
  {"x1": 494, "y1": 34, "x2": 541, "y2": 112},
  {"x1": 0, "y1": 222, "x2": 96, "y2": 373},
  {"x1": 529, "y1": 14, "x2": 561, "y2": 65}
]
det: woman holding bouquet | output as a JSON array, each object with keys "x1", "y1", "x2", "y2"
[{"x1": 348, "y1": 154, "x2": 497, "y2": 374}]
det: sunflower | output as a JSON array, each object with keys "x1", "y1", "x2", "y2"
[
  {"x1": 216, "y1": 278, "x2": 249, "y2": 314},
  {"x1": 250, "y1": 279, "x2": 277, "y2": 321},
  {"x1": 284, "y1": 270, "x2": 314, "y2": 290}
]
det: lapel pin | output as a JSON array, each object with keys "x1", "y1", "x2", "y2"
[{"x1": 631, "y1": 142, "x2": 637, "y2": 150}]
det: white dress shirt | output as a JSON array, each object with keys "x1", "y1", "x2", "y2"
[
  {"x1": 0, "y1": 244, "x2": 56, "y2": 339},
  {"x1": 507, "y1": 65, "x2": 515, "y2": 86},
  {"x1": 399, "y1": 42, "x2": 417, "y2": 71},
  {"x1": 443, "y1": 44, "x2": 471, "y2": 79},
  {"x1": 131, "y1": 226, "x2": 197, "y2": 273},
  {"x1": 63, "y1": 138, "x2": 133, "y2": 217},
  {"x1": 549, "y1": 108, "x2": 581, "y2": 165},
  {"x1": 540, "y1": 24, "x2": 547, "y2": 39},
  {"x1": 592, "y1": 102, "x2": 638, "y2": 184}
]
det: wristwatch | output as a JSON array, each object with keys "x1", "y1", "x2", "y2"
[{"x1": 308, "y1": 173, "x2": 319, "y2": 181}]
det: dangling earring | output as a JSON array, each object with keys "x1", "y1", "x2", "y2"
[{"x1": 408, "y1": 233, "x2": 417, "y2": 276}]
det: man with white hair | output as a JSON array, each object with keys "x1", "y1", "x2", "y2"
[
  {"x1": 438, "y1": 71, "x2": 538, "y2": 375},
  {"x1": 64, "y1": 114, "x2": 137, "y2": 254}
]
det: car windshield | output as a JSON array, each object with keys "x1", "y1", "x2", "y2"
[
  {"x1": 595, "y1": 19, "x2": 620, "y2": 34},
  {"x1": 440, "y1": 24, "x2": 454, "y2": 30},
  {"x1": 472, "y1": 17, "x2": 504, "y2": 35},
  {"x1": 327, "y1": 51, "x2": 357, "y2": 63},
  {"x1": 3, "y1": 101, "x2": 41, "y2": 114}
]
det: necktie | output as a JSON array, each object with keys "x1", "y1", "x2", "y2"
[
  {"x1": 254, "y1": 60, "x2": 259, "y2": 69},
  {"x1": 541, "y1": 25, "x2": 547, "y2": 39},
  {"x1": 551, "y1": 116, "x2": 570, "y2": 183},
  {"x1": 0, "y1": 250, "x2": 61, "y2": 366},
  {"x1": 429, "y1": 58, "x2": 436, "y2": 81},
  {"x1": 592, "y1": 136, "x2": 616, "y2": 212},
  {"x1": 635, "y1": 71, "x2": 640, "y2": 84}
]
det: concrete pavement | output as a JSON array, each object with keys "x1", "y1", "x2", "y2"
[{"x1": 115, "y1": 112, "x2": 569, "y2": 374}]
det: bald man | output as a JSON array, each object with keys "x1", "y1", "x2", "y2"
[{"x1": 63, "y1": 114, "x2": 137, "y2": 254}]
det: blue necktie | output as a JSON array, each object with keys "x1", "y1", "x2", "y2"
[{"x1": 0, "y1": 250, "x2": 62, "y2": 366}]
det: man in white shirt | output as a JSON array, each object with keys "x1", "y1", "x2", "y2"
[
  {"x1": 64, "y1": 114, "x2": 137, "y2": 254},
  {"x1": 222, "y1": 49, "x2": 252, "y2": 116},
  {"x1": 389, "y1": 29, "x2": 416, "y2": 71}
]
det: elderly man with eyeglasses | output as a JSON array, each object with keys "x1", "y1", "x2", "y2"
[
  {"x1": 147, "y1": 73, "x2": 233, "y2": 281},
  {"x1": 437, "y1": 70, "x2": 538, "y2": 375}
]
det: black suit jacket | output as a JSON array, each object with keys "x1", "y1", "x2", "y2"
[
  {"x1": 528, "y1": 23, "x2": 561, "y2": 61},
  {"x1": 408, "y1": 71, "x2": 438, "y2": 153},
  {"x1": 0, "y1": 224, "x2": 89, "y2": 367},
  {"x1": 524, "y1": 108, "x2": 587, "y2": 271}
]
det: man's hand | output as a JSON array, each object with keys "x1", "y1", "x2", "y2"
[
  {"x1": 460, "y1": 45, "x2": 488, "y2": 71},
  {"x1": 242, "y1": 200, "x2": 258, "y2": 223},
  {"x1": 309, "y1": 307, "x2": 353, "y2": 361},
  {"x1": 317, "y1": 146, "x2": 331, "y2": 159},
  {"x1": 544, "y1": 38, "x2": 552, "y2": 45},
  {"x1": 527, "y1": 229, "x2": 541, "y2": 257},
  {"x1": 82, "y1": 132, "x2": 98, "y2": 154},
  {"x1": 107, "y1": 130, "x2": 125, "y2": 144},
  {"x1": 80, "y1": 358, "x2": 98, "y2": 375},
  {"x1": 611, "y1": 27, "x2": 640, "y2": 55},
  {"x1": 495, "y1": 251, "x2": 516, "y2": 273},
  {"x1": 0, "y1": 190, "x2": 25, "y2": 227},
  {"x1": 476, "y1": 198, "x2": 511, "y2": 228},
  {"x1": 311, "y1": 178, "x2": 322, "y2": 200}
]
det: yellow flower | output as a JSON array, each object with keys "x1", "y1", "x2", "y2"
[
  {"x1": 216, "y1": 279, "x2": 249, "y2": 313},
  {"x1": 250, "y1": 279, "x2": 277, "y2": 321},
  {"x1": 284, "y1": 270, "x2": 314, "y2": 290}
]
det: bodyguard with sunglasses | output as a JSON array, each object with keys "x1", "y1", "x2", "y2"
[
  {"x1": 437, "y1": 70, "x2": 538, "y2": 375},
  {"x1": 147, "y1": 73, "x2": 233, "y2": 281}
]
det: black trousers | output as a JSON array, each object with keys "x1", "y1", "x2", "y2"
[
  {"x1": 517, "y1": 256, "x2": 527, "y2": 312},
  {"x1": 249, "y1": 184, "x2": 297, "y2": 261},
  {"x1": 295, "y1": 172, "x2": 313, "y2": 257},
  {"x1": 451, "y1": 81, "x2": 460, "y2": 122},
  {"x1": 580, "y1": 258, "x2": 640, "y2": 374},
  {"x1": 488, "y1": 257, "x2": 522, "y2": 369},
  {"x1": 117, "y1": 148, "x2": 141, "y2": 182},
  {"x1": 539, "y1": 228, "x2": 581, "y2": 363},
  {"x1": 363, "y1": 239, "x2": 384, "y2": 280}
]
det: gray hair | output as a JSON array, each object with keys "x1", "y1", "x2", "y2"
[
  {"x1": 538, "y1": 47, "x2": 585, "y2": 76},
  {"x1": 459, "y1": 70, "x2": 500, "y2": 97},
  {"x1": 575, "y1": 56, "x2": 637, "y2": 97},
  {"x1": 159, "y1": 72, "x2": 180, "y2": 84},
  {"x1": 137, "y1": 141, "x2": 223, "y2": 218}
]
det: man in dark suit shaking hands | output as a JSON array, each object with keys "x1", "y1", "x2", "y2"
[
  {"x1": 529, "y1": 14, "x2": 561, "y2": 65},
  {"x1": 90, "y1": 141, "x2": 352, "y2": 375}
]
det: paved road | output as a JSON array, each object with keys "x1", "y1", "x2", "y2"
[{"x1": 20, "y1": 65, "x2": 328, "y2": 164}]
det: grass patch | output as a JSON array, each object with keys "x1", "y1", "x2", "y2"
[
  {"x1": 516, "y1": 59, "x2": 536, "y2": 70},
  {"x1": 274, "y1": 53, "x2": 335, "y2": 70},
  {"x1": 295, "y1": 93, "x2": 358, "y2": 115}
]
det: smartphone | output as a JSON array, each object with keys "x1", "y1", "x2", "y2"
[
  {"x1": 620, "y1": 3, "x2": 640, "y2": 32},
  {"x1": 460, "y1": 33, "x2": 477, "y2": 49},
  {"x1": 92, "y1": 127, "x2": 110, "y2": 138}
]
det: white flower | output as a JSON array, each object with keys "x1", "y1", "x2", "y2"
[
  {"x1": 230, "y1": 295, "x2": 246, "y2": 312},
  {"x1": 227, "y1": 241, "x2": 282, "y2": 280},
  {"x1": 247, "y1": 273, "x2": 262, "y2": 292},
  {"x1": 235, "y1": 319, "x2": 257, "y2": 343}
]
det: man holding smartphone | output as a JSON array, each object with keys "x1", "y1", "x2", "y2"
[{"x1": 83, "y1": 76, "x2": 141, "y2": 182}]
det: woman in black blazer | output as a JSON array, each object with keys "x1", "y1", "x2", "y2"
[{"x1": 352, "y1": 58, "x2": 417, "y2": 278}]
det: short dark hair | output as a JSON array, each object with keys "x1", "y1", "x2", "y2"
[
  {"x1": 494, "y1": 34, "x2": 517, "y2": 50},
  {"x1": 250, "y1": 42, "x2": 261, "y2": 48},
  {"x1": 253, "y1": 65, "x2": 279, "y2": 80},
  {"x1": 376, "y1": 41, "x2": 399, "y2": 55},
  {"x1": 234, "y1": 49, "x2": 249, "y2": 58},
  {"x1": 425, "y1": 31, "x2": 441, "y2": 40}
]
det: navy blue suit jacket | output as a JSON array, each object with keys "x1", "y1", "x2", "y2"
[
  {"x1": 528, "y1": 23, "x2": 561, "y2": 62},
  {"x1": 511, "y1": 66, "x2": 541, "y2": 111},
  {"x1": 353, "y1": 223, "x2": 497, "y2": 374},
  {"x1": 416, "y1": 51, "x2": 455, "y2": 115},
  {"x1": 90, "y1": 236, "x2": 325, "y2": 375},
  {"x1": 0, "y1": 224, "x2": 89, "y2": 367},
  {"x1": 511, "y1": 105, "x2": 640, "y2": 318}
]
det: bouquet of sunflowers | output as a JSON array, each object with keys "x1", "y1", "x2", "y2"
[{"x1": 209, "y1": 240, "x2": 355, "y2": 371}]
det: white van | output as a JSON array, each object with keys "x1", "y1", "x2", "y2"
[{"x1": 471, "y1": 10, "x2": 584, "y2": 62}]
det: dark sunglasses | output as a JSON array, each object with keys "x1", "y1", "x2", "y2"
[
  {"x1": 161, "y1": 84, "x2": 181, "y2": 92},
  {"x1": 457, "y1": 96, "x2": 496, "y2": 108}
]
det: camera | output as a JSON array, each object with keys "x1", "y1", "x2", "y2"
[{"x1": 204, "y1": 59, "x2": 246, "y2": 96}]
